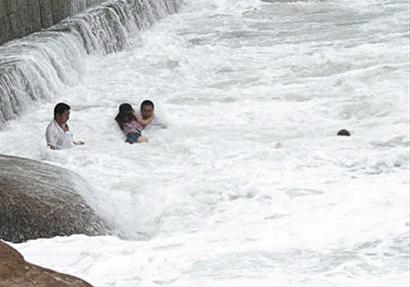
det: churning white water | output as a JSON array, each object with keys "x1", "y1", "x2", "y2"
[{"x1": 1, "y1": 0, "x2": 409, "y2": 285}]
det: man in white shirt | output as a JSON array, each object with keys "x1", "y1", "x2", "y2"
[{"x1": 45, "y1": 103, "x2": 84, "y2": 150}]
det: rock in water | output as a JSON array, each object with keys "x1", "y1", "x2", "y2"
[
  {"x1": 0, "y1": 241, "x2": 93, "y2": 287},
  {"x1": 0, "y1": 154, "x2": 110, "y2": 243}
]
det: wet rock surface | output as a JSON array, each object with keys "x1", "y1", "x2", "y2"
[
  {"x1": 0, "y1": 241, "x2": 93, "y2": 287},
  {"x1": 0, "y1": 154, "x2": 110, "y2": 243}
]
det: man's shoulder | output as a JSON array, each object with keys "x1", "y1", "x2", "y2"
[{"x1": 46, "y1": 120, "x2": 58, "y2": 132}]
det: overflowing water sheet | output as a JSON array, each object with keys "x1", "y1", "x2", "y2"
[{"x1": 0, "y1": 0, "x2": 409, "y2": 285}]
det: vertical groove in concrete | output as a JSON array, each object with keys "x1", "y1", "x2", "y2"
[{"x1": 0, "y1": 0, "x2": 105, "y2": 45}]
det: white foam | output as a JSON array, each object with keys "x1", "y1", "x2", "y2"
[{"x1": 1, "y1": 0, "x2": 409, "y2": 285}]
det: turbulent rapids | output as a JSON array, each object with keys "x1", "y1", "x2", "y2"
[{"x1": 0, "y1": 0, "x2": 409, "y2": 285}]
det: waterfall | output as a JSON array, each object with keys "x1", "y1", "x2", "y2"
[{"x1": 0, "y1": 0, "x2": 179, "y2": 126}]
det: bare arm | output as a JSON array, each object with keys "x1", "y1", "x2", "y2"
[{"x1": 133, "y1": 112, "x2": 155, "y2": 128}]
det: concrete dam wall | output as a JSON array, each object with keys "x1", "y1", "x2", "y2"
[
  {"x1": 0, "y1": 0, "x2": 179, "y2": 126},
  {"x1": 0, "y1": 0, "x2": 105, "y2": 45}
]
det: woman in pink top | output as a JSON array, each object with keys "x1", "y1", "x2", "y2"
[{"x1": 115, "y1": 103, "x2": 152, "y2": 144}]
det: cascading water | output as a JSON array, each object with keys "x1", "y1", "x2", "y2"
[
  {"x1": 0, "y1": 0, "x2": 409, "y2": 285},
  {"x1": 0, "y1": 0, "x2": 178, "y2": 125}
]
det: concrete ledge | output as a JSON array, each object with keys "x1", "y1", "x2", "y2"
[{"x1": 0, "y1": 0, "x2": 105, "y2": 45}]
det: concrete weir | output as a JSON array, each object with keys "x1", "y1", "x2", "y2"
[
  {"x1": 0, "y1": 0, "x2": 179, "y2": 125},
  {"x1": 0, "y1": 0, "x2": 106, "y2": 45}
]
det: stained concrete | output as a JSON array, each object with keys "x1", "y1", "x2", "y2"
[{"x1": 0, "y1": 0, "x2": 105, "y2": 45}]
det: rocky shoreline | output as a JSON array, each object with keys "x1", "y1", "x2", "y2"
[{"x1": 0, "y1": 241, "x2": 93, "y2": 287}]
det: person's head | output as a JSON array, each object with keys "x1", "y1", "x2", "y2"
[
  {"x1": 54, "y1": 103, "x2": 70, "y2": 125},
  {"x1": 140, "y1": 100, "x2": 155, "y2": 120},
  {"x1": 337, "y1": 129, "x2": 351, "y2": 137},
  {"x1": 119, "y1": 103, "x2": 134, "y2": 114},
  {"x1": 115, "y1": 103, "x2": 135, "y2": 129}
]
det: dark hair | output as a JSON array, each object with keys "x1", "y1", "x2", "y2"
[
  {"x1": 54, "y1": 103, "x2": 70, "y2": 118},
  {"x1": 140, "y1": 100, "x2": 154, "y2": 111},
  {"x1": 337, "y1": 129, "x2": 351, "y2": 136},
  {"x1": 115, "y1": 103, "x2": 136, "y2": 130}
]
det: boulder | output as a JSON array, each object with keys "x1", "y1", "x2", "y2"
[
  {"x1": 0, "y1": 241, "x2": 93, "y2": 287},
  {"x1": 0, "y1": 154, "x2": 110, "y2": 243}
]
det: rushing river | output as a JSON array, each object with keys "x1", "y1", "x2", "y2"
[{"x1": 1, "y1": 0, "x2": 409, "y2": 285}]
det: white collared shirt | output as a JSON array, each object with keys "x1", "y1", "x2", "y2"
[{"x1": 45, "y1": 119, "x2": 74, "y2": 150}]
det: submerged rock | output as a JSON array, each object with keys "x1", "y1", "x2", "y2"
[
  {"x1": 0, "y1": 241, "x2": 93, "y2": 287},
  {"x1": 0, "y1": 154, "x2": 110, "y2": 243}
]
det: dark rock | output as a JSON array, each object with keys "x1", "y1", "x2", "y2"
[
  {"x1": 337, "y1": 129, "x2": 351, "y2": 136},
  {"x1": 0, "y1": 241, "x2": 93, "y2": 287},
  {"x1": 0, "y1": 154, "x2": 111, "y2": 243}
]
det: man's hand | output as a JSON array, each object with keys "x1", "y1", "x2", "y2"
[{"x1": 47, "y1": 144, "x2": 57, "y2": 150}]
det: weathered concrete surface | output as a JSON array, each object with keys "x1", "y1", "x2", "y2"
[
  {"x1": 0, "y1": 0, "x2": 105, "y2": 45},
  {"x1": 0, "y1": 154, "x2": 111, "y2": 243},
  {"x1": 0, "y1": 241, "x2": 93, "y2": 287}
]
